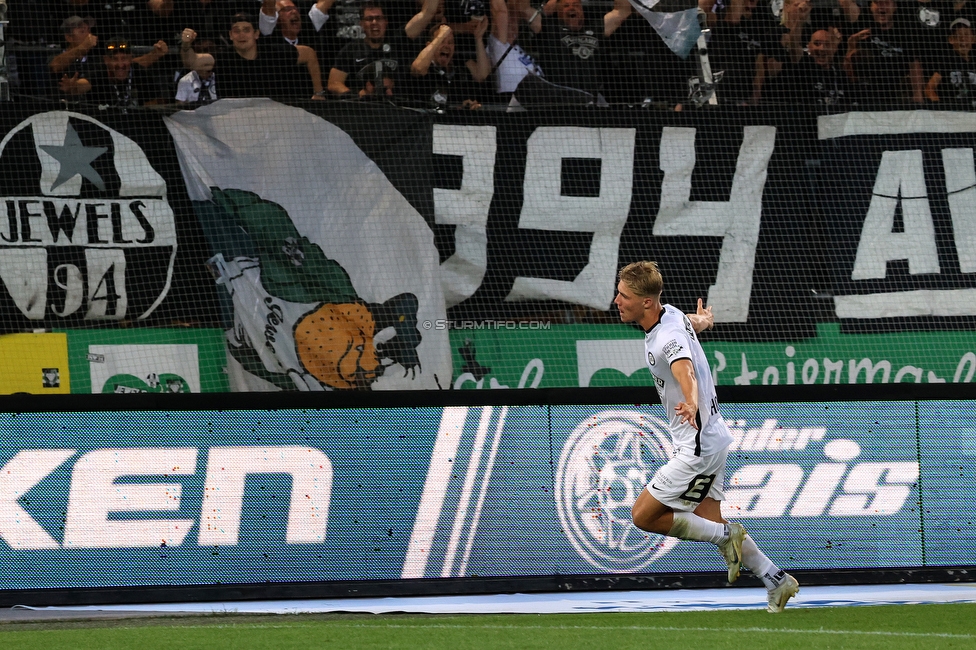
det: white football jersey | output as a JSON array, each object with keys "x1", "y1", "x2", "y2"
[{"x1": 644, "y1": 304, "x2": 733, "y2": 457}]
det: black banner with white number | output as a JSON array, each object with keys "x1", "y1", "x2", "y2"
[
  {"x1": 818, "y1": 111, "x2": 976, "y2": 333},
  {"x1": 408, "y1": 106, "x2": 823, "y2": 339},
  {"x1": 4, "y1": 101, "x2": 975, "y2": 344}
]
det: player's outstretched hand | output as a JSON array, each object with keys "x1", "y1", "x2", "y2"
[
  {"x1": 675, "y1": 401, "x2": 698, "y2": 429},
  {"x1": 687, "y1": 298, "x2": 714, "y2": 334},
  {"x1": 696, "y1": 298, "x2": 714, "y2": 330}
]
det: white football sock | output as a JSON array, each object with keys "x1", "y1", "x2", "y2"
[
  {"x1": 741, "y1": 534, "x2": 782, "y2": 589},
  {"x1": 668, "y1": 512, "x2": 727, "y2": 544}
]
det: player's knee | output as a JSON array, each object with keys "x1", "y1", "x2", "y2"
[{"x1": 631, "y1": 502, "x2": 652, "y2": 532}]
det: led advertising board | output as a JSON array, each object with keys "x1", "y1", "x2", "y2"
[{"x1": 0, "y1": 401, "x2": 971, "y2": 590}]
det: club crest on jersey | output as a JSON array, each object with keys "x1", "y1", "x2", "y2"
[
  {"x1": 647, "y1": 350, "x2": 656, "y2": 366},
  {"x1": 0, "y1": 111, "x2": 177, "y2": 325}
]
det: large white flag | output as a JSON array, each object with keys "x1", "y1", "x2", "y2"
[{"x1": 165, "y1": 99, "x2": 450, "y2": 391}]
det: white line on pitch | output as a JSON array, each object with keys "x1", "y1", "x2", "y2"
[{"x1": 145, "y1": 622, "x2": 975, "y2": 639}]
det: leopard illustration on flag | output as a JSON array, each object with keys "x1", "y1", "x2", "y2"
[{"x1": 165, "y1": 99, "x2": 450, "y2": 391}]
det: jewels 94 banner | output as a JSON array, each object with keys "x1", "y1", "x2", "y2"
[{"x1": 0, "y1": 107, "x2": 219, "y2": 331}]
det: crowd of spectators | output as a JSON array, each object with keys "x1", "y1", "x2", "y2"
[{"x1": 6, "y1": 0, "x2": 976, "y2": 110}]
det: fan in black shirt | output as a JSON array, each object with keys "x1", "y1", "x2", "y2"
[
  {"x1": 844, "y1": 0, "x2": 924, "y2": 104},
  {"x1": 405, "y1": 20, "x2": 490, "y2": 109},
  {"x1": 767, "y1": 27, "x2": 852, "y2": 107},
  {"x1": 328, "y1": 2, "x2": 410, "y2": 98},
  {"x1": 88, "y1": 38, "x2": 171, "y2": 108},
  {"x1": 530, "y1": 0, "x2": 631, "y2": 98},
  {"x1": 50, "y1": 16, "x2": 100, "y2": 98},
  {"x1": 925, "y1": 17, "x2": 976, "y2": 107},
  {"x1": 180, "y1": 13, "x2": 324, "y2": 100}
]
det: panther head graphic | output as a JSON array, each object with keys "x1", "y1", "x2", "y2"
[{"x1": 295, "y1": 302, "x2": 381, "y2": 389}]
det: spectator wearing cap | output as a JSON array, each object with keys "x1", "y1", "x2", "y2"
[
  {"x1": 175, "y1": 53, "x2": 217, "y2": 105},
  {"x1": 88, "y1": 37, "x2": 171, "y2": 108},
  {"x1": 925, "y1": 17, "x2": 976, "y2": 107},
  {"x1": 49, "y1": 16, "x2": 98, "y2": 96}
]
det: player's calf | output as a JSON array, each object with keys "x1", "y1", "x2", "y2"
[{"x1": 717, "y1": 522, "x2": 746, "y2": 583}]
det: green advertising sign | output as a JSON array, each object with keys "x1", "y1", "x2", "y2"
[
  {"x1": 62, "y1": 329, "x2": 230, "y2": 394},
  {"x1": 450, "y1": 323, "x2": 976, "y2": 389}
]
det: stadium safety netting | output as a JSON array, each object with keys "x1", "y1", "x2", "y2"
[{"x1": 0, "y1": 0, "x2": 974, "y2": 393}]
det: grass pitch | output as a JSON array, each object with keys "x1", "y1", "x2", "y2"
[{"x1": 0, "y1": 603, "x2": 973, "y2": 649}]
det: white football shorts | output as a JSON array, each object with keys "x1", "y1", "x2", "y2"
[{"x1": 645, "y1": 448, "x2": 729, "y2": 512}]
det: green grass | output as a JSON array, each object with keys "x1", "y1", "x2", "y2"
[{"x1": 1, "y1": 604, "x2": 974, "y2": 649}]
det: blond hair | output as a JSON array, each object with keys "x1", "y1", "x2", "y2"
[{"x1": 618, "y1": 261, "x2": 663, "y2": 298}]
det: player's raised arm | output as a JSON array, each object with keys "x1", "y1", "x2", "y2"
[{"x1": 688, "y1": 298, "x2": 714, "y2": 333}]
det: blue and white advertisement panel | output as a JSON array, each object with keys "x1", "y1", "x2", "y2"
[{"x1": 0, "y1": 401, "x2": 970, "y2": 590}]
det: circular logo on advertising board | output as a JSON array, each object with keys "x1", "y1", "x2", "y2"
[{"x1": 555, "y1": 409, "x2": 678, "y2": 572}]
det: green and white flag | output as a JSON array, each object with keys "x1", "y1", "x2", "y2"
[{"x1": 165, "y1": 99, "x2": 450, "y2": 391}]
